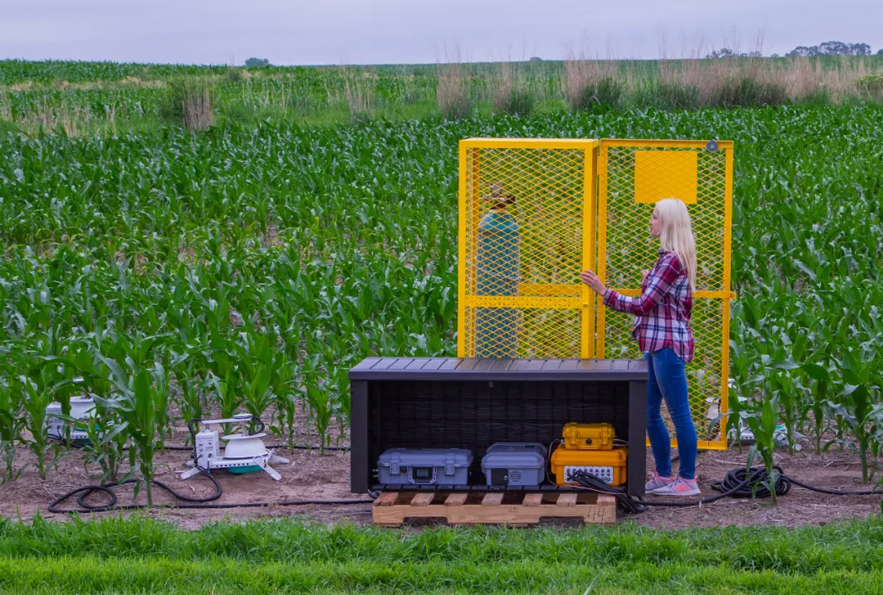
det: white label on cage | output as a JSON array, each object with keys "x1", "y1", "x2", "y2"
[{"x1": 564, "y1": 466, "x2": 614, "y2": 484}]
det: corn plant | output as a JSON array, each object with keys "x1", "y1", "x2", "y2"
[
  {"x1": 744, "y1": 394, "x2": 781, "y2": 505},
  {"x1": 802, "y1": 357, "x2": 833, "y2": 454},
  {"x1": 19, "y1": 376, "x2": 57, "y2": 480},
  {"x1": 301, "y1": 350, "x2": 335, "y2": 454},
  {"x1": 78, "y1": 405, "x2": 128, "y2": 483},
  {"x1": 94, "y1": 356, "x2": 165, "y2": 504},
  {"x1": 766, "y1": 357, "x2": 803, "y2": 454},
  {"x1": 0, "y1": 379, "x2": 24, "y2": 481},
  {"x1": 827, "y1": 348, "x2": 882, "y2": 483},
  {"x1": 174, "y1": 360, "x2": 205, "y2": 437},
  {"x1": 236, "y1": 324, "x2": 283, "y2": 421}
]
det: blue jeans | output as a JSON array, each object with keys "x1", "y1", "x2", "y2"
[{"x1": 645, "y1": 348, "x2": 698, "y2": 480}]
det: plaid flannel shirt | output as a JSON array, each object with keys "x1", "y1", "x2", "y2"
[{"x1": 602, "y1": 249, "x2": 694, "y2": 363}]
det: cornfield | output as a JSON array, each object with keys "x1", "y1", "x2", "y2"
[{"x1": 1, "y1": 58, "x2": 883, "y2": 494}]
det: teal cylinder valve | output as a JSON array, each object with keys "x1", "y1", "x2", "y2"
[{"x1": 475, "y1": 183, "x2": 519, "y2": 358}]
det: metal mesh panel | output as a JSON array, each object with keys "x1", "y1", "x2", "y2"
[
  {"x1": 459, "y1": 140, "x2": 597, "y2": 359},
  {"x1": 598, "y1": 140, "x2": 733, "y2": 449},
  {"x1": 463, "y1": 307, "x2": 582, "y2": 359},
  {"x1": 599, "y1": 143, "x2": 728, "y2": 293},
  {"x1": 457, "y1": 138, "x2": 733, "y2": 450}
]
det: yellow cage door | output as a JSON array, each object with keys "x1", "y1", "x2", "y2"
[
  {"x1": 458, "y1": 139, "x2": 598, "y2": 360},
  {"x1": 596, "y1": 139, "x2": 734, "y2": 449}
]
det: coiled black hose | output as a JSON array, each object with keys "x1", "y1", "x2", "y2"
[
  {"x1": 568, "y1": 466, "x2": 881, "y2": 514},
  {"x1": 49, "y1": 467, "x2": 374, "y2": 514}
]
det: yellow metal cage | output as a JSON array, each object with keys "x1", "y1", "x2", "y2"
[{"x1": 458, "y1": 138, "x2": 734, "y2": 450}]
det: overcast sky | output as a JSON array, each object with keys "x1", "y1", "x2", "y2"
[{"x1": 1, "y1": 0, "x2": 881, "y2": 65}]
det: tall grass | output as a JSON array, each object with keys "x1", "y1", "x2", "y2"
[
  {"x1": 488, "y1": 62, "x2": 535, "y2": 116},
  {"x1": 436, "y1": 63, "x2": 471, "y2": 120},
  {"x1": 563, "y1": 59, "x2": 623, "y2": 111},
  {"x1": 343, "y1": 69, "x2": 375, "y2": 121},
  {"x1": 2, "y1": 56, "x2": 883, "y2": 134}
]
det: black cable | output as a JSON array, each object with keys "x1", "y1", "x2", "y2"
[
  {"x1": 49, "y1": 466, "x2": 374, "y2": 514},
  {"x1": 51, "y1": 467, "x2": 222, "y2": 513},
  {"x1": 568, "y1": 465, "x2": 881, "y2": 515},
  {"x1": 160, "y1": 444, "x2": 350, "y2": 452},
  {"x1": 709, "y1": 466, "x2": 791, "y2": 499},
  {"x1": 786, "y1": 475, "x2": 883, "y2": 496},
  {"x1": 56, "y1": 441, "x2": 350, "y2": 452}
]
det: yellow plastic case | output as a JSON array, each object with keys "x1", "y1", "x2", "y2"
[
  {"x1": 561, "y1": 422, "x2": 616, "y2": 450},
  {"x1": 550, "y1": 446, "x2": 628, "y2": 487}
]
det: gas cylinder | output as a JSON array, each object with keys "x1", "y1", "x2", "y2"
[{"x1": 475, "y1": 184, "x2": 520, "y2": 358}]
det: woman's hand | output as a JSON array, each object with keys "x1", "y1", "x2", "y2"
[
  {"x1": 580, "y1": 270, "x2": 607, "y2": 295},
  {"x1": 641, "y1": 269, "x2": 650, "y2": 283}
]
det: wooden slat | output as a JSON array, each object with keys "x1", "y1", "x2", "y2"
[
  {"x1": 508, "y1": 359, "x2": 530, "y2": 372},
  {"x1": 422, "y1": 358, "x2": 447, "y2": 371},
  {"x1": 522, "y1": 493, "x2": 543, "y2": 507},
  {"x1": 374, "y1": 492, "x2": 398, "y2": 507},
  {"x1": 410, "y1": 493, "x2": 435, "y2": 506},
  {"x1": 349, "y1": 358, "x2": 379, "y2": 373},
  {"x1": 556, "y1": 493, "x2": 578, "y2": 507},
  {"x1": 372, "y1": 358, "x2": 399, "y2": 371},
  {"x1": 592, "y1": 495, "x2": 618, "y2": 523},
  {"x1": 389, "y1": 358, "x2": 411, "y2": 370},
  {"x1": 444, "y1": 493, "x2": 469, "y2": 506},
  {"x1": 481, "y1": 493, "x2": 505, "y2": 506},
  {"x1": 473, "y1": 359, "x2": 496, "y2": 372},
  {"x1": 351, "y1": 356, "x2": 648, "y2": 383},
  {"x1": 491, "y1": 359, "x2": 514, "y2": 372},
  {"x1": 372, "y1": 492, "x2": 616, "y2": 526}
]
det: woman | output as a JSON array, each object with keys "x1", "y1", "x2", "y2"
[{"x1": 580, "y1": 198, "x2": 699, "y2": 496}]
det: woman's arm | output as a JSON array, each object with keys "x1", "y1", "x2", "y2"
[{"x1": 593, "y1": 255, "x2": 681, "y2": 315}]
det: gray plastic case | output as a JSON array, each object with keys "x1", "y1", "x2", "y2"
[
  {"x1": 377, "y1": 448, "x2": 473, "y2": 485},
  {"x1": 481, "y1": 442, "x2": 547, "y2": 486}
]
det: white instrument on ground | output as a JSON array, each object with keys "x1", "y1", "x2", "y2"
[{"x1": 181, "y1": 414, "x2": 288, "y2": 481}]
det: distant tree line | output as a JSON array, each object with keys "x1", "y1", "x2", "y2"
[
  {"x1": 786, "y1": 41, "x2": 872, "y2": 57},
  {"x1": 704, "y1": 41, "x2": 880, "y2": 59}
]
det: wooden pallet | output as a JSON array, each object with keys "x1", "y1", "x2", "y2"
[{"x1": 372, "y1": 491, "x2": 616, "y2": 527}]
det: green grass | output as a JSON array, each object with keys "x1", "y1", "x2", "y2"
[{"x1": 1, "y1": 515, "x2": 883, "y2": 593}]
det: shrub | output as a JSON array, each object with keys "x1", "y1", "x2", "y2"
[
  {"x1": 436, "y1": 64, "x2": 471, "y2": 120},
  {"x1": 563, "y1": 61, "x2": 623, "y2": 112},
  {"x1": 159, "y1": 78, "x2": 215, "y2": 132},
  {"x1": 655, "y1": 82, "x2": 700, "y2": 110},
  {"x1": 490, "y1": 63, "x2": 535, "y2": 116}
]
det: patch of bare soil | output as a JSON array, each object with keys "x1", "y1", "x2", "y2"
[
  {"x1": 638, "y1": 447, "x2": 881, "y2": 530},
  {"x1": 1, "y1": 424, "x2": 880, "y2": 530}
]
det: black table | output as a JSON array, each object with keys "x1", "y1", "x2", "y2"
[{"x1": 349, "y1": 358, "x2": 648, "y2": 497}]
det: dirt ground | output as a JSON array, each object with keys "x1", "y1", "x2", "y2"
[{"x1": 1, "y1": 420, "x2": 880, "y2": 530}]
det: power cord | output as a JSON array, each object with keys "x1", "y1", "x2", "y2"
[
  {"x1": 568, "y1": 466, "x2": 883, "y2": 514},
  {"x1": 48, "y1": 467, "x2": 375, "y2": 514},
  {"x1": 51, "y1": 439, "x2": 350, "y2": 452},
  {"x1": 161, "y1": 444, "x2": 350, "y2": 452}
]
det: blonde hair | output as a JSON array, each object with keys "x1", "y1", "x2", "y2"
[{"x1": 655, "y1": 198, "x2": 697, "y2": 290}]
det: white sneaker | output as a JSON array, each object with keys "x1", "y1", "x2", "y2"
[
  {"x1": 645, "y1": 471, "x2": 675, "y2": 492},
  {"x1": 652, "y1": 476, "x2": 700, "y2": 497}
]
